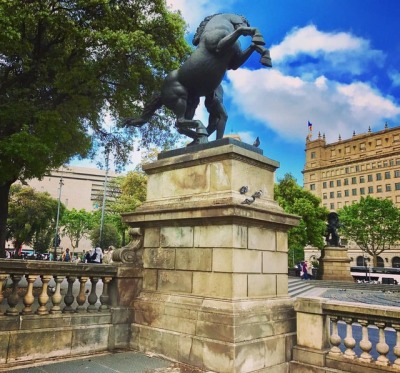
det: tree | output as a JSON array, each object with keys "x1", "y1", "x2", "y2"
[
  {"x1": 7, "y1": 185, "x2": 62, "y2": 252},
  {"x1": 90, "y1": 223, "x2": 121, "y2": 250},
  {"x1": 0, "y1": 0, "x2": 190, "y2": 256},
  {"x1": 274, "y1": 174, "x2": 329, "y2": 264},
  {"x1": 61, "y1": 208, "x2": 94, "y2": 251},
  {"x1": 338, "y1": 196, "x2": 400, "y2": 267}
]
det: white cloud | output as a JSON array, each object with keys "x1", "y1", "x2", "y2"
[
  {"x1": 225, "y1": 68, "x2": 400, "y2": 143},
  {"x1": 270, "y1": 25, "x2": 385, "y2": 78}
]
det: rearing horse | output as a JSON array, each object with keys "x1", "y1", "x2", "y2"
[{"x1": 125, "y1": 13, "x2": 272, "y2": 145}]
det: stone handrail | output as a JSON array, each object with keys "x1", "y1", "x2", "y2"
[
  {"x1": 0, "y1": 259, "x2": 117, "y2": 315},
  {"x1": 294, "y1": 296, "x2": 400, "y2": 372}
]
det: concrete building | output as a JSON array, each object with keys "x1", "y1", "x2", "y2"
[
  {"x1": 303, "y1": 123, "x2": 400, "y2": 211},
  {"x1": 27, "y1": 165, "x2": 120, "y2": 252},
  {"x1": 303, "y1": 124, "x2": 400, "y2": 268}
]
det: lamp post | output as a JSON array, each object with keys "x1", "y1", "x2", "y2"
[
  {"x1": 53, "y1": 178, "x2": 63, "y2": 261},
  {"x1": 99, "y1": 149, "x2": 110, "y2": 249}
]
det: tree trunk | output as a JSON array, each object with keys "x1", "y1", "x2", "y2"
[
  {"x1": 0, "y1": 181, "x2": 13, "y2": 258},
  {"x1": 372, "y1": 254, "x2": 378, "y2": 267}
]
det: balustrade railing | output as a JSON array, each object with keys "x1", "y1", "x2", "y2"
[
  {"x1": 0, "y1": 259, "x2": 117, "y2": 316},
  {"x1": 294, "y1": 297, "x2": 400, "y2": 372}
]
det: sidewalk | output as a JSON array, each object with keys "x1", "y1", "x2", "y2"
[{"x1": 5, "y1": 351, "x2": 185, "y2": 373}]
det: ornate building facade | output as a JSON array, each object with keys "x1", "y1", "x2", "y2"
[
  {"x1": 303, "y1": 123, "x2": 400, "y2": 211},
  {"x1": 303, "y1": 124, "x2": 400, "y2": 269}
]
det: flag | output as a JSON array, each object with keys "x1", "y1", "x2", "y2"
[{"x1": 308, "y1": 121, "x2": 313, "y2": 131}]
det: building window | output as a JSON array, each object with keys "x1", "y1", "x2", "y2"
[
  {"x1": 395, "y1": 170, "x2": 400, "y2": 178},
  {"x1": 390, "y1": 159, "x2": 395, "y2": 166},
  {"x1": 330, "y1": 192, "x2": 334, "y2": 198},
  {"x1": 345, "y1": 167, "x2": 350, "y2": 174},
  {"x1": 385, "y1": 171, "x2": 391, "y2": 179},
  {"x1": 337, "y1": 180, "x2": 341, "y2": 187},
  {"x1": 367, "y1": 174, "x2": 373, "y2": 182},
  {"x1": 330, "y1": 203, "x2": 335, "y2": 210},
  {"x1": 351, "y1": 177, "x2": 357, "y2": 184},
  {"x1": 376, "y1": 173, "x2": 382, "y2": 181},
  {"x1": 359, "y1": 176, "x2": 365, "y2": 183},
  {"x1": 337, "y1": 191, "x2": 342, "y2": 198},
  {"x1": 395, "y1": 183, "x2": 400, "y2": 191},
  {"x1": 360, "y1": 188, "x2": 365, "y2": 195},
  {"x1": 377, "y1": 185, "x2": 382, "y2": 193},
  {"x1": 345, "y1": 190, "x2": 349, "y2": 197},
  {"x1": 311, "y1": 152, "x2": 316, "y2": 159},
  {"x1": 355, "y1": 165, "x2": 360, "y2": 172},
  {"x1": 384, "y1": 161, "x2": 388, "y2": 167},
  {"x1": 323, "y1": 182, "x2": 327, "y2": 188},
  {"x1": 323, "y1": 193, "x2": 327, "y2": 199},
  {"x1": 344, "y1": 178, "x2": 349, "y2": 186},
  {"x1": 368, "y1": 186, "x2": 373, "y2": 194},
  {"x1": 310, "y1": 184, "x2": 315, "y2": 190},
  {"x1": 352, "y1": 189, "x2": 357, "y2": 196},
  {"x1": 329, "y1": 181, "x2": 334, "y2": 187},
  {"x1": 386, "y1": 184, "x2": 392, "y2": 192}
]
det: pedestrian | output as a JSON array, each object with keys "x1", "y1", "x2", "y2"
[
  {"x1": 62, "y1": 248, "x2": 71, "y2": 262},
  {"x1": 90, "y1": 247, "x2": 103, "y2": 264},
  {"x1": 307, "y1": 261, "x2": 313, "y2": 280},
  {"x1": 302, "y1": 261, "x2": 308, "y2": 280},
  {"x1": 103, "y1": 246, "x2": 114, "y2": 264}
]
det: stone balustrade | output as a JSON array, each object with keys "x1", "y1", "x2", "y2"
[
  {"x1": 0, "y1": 259, "x2": 117, "y2": 315},
  {"x1": 292, "y1": 296, "x2": 400, "y2": 372}
]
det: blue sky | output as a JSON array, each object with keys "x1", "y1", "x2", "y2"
[
  {"x1": 164, "y1": 0, "x2": 400, "y2": 183},
  {"x1": 72, "y1": 0, "x2": 400, "y2": 184}
]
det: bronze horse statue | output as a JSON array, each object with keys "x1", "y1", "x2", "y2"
[{"x1": 125, "y1": 13, "x2": 272, "y2": 145}]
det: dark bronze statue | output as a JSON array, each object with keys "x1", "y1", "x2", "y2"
[
  {"x1": 125, "y1": 13, "x2": 272, "y2": 145},
  {"x1": 325, "y1": 212, "x2": 341, "y2": 247}
]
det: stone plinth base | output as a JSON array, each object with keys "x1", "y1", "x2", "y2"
[
  {"x1": 317, "y1": 246, "x2": 353, "y2": 282},
  {"x1": 123, "y1": 140, "x2": 300, "y2": 372},
  {"x1": 131, "y1": 293, "x2": 295, "y2": 373}
]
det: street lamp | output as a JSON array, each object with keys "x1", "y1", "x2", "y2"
[
  {"x1": 53, "y1": 177, "x2": 64, "y2": 261},
  {"x1": 99, "y1": 149, "x2": 110, "y2": 249}
]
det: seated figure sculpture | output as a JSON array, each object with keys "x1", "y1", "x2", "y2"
[
  {"x1": 325, "y1": 212, "x2": 341, "y2": 247},
  {"x1": 124, "y1": 13, "x2": 272, "y2": 145}
]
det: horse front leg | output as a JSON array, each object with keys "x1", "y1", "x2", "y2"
[{"x1": 252, "y1": 43, "x2": 272, "y2": 67}]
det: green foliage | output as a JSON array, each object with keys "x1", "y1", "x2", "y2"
[
  {"x1": 7, "y1": 185, "x2": 62, "y2": 251},
  {"x1": 274, "y1": 174, "x2": 328, "y2": 263},
  {"x1": 61, "y1": 208, "x2": 94, "y2": 249},
  {"x1": 0, "y1": 0, "x2": 190, "y2": 255},
  {"x1": 90, "y1": 223, "x2": 121, "y2": 249},
  {"x1": 338, "y1": 196, "x2": 400, "y2": 266}
]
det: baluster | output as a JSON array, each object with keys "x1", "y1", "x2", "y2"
[
  {"x1": 375, "y1": 322, "x2": 390, "y2": 366},
  {"x1": 329, "y1": 316, "x2": 342, "y2": 356},
  {"x1": 393, "y1": 323, "x2": 400, "y2": 370},
  {"x1": 0, "y1": 274, "x2": 9, "y2": 315},
  {"x1": 358, "y1": 319, "x2": 373, "y2": 363},
  {"x1": 99, "y1": 276, "x2": 112, "y2": 311},
  {"x1": 343, "y1": 317, "x2": 356, "y2": 359},
  {"x1": 63, "y1": 276, "x2": 76, "y2": 313},
  {"x1": 36, "y1": 275, "x2": 52, "y2": 315},
  {"x1": 76, "y1": 276, "x2": 89, "y2": 313},
  {"x1": 6, "y1": 274, "x2": 22, "y2": 316},
  {"x1": 87, "y1": 277, "x2": 99, "y2": 313},
  {"x1": 50, "y1": 275, "x2": 64, "y2": 314},
  {"x1": 22, "y1": 274, "x2": 38, "y2": 315}
]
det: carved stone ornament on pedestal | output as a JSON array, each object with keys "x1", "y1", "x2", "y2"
[{"x1": 112, "y1": 228, "x2": 143, "y2": 267}]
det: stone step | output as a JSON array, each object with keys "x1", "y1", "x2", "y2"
[{"x1": 288, "y1": 278, "x2": 316, "y2": 297}]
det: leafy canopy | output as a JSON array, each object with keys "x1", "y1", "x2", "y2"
[
  {"x1": 338, "y1": 196, "x2": 400, "y2": 266},
  {"x1": 0, "y1": 0, "x2": 190, "y2": 255},
  {"x1": 274, "y1": 174, "x2": 328, "y2": 262}
]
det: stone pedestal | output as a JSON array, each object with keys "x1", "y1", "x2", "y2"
[
  {"x1": 123, "y1": 139, "x2": 299, "y2": 373},
  {"x1": 317, "y1": 246, "x2": 353, "y2": 282}
]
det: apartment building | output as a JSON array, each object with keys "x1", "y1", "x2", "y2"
[{"x1": 303, "y1": 123, "x2": 400, "y2": 211}]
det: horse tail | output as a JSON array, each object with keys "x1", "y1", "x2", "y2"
[{"x1": 126, "y1": 93, "x2": 163, "y2": 127}]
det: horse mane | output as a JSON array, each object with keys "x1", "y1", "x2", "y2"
[{"x1": 192, "y1": 13, "x2": 249, "y2": 46}]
